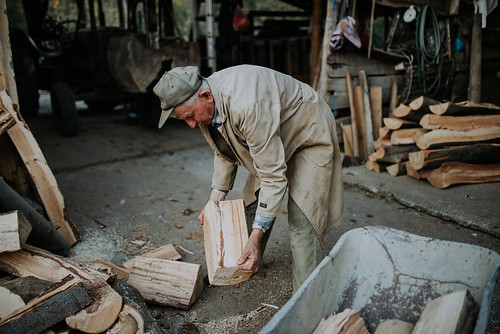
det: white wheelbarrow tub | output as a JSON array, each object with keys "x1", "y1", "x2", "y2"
[{"x1": 261, "y1": 226, "x2": 500, "y2": 334}]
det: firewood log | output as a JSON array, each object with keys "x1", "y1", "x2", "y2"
[
  {"x1": 414, "y1": 127, "x2": 500, "y2": 150},
  {"x1": 383, "y1": 117, "x2": 418, "y2": 130},
  {"x1": 374, "y1": 319, "x2": 414, "y2": 334},
  {"x1": 107, "y1": 304, "x2": 144, "y2": 334},
  {"x1": 426, "y1": 162, "x2": 500, "y2": 189},
  {"x1": 0, "y1": 210, "x2": 31, "y2": 253},
  {"x1": 390, "y1": 128, "x2": 425, "y2": 145},
  {"x1": 429, "y1": 100, "x2": 500, "y2": 116},
  {"x1": 122, "y1": 243, "x2": 181, "y2": 270}
]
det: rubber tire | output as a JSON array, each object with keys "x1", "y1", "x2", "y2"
[{"x1": 50, "y1": 83, "x2": 79, "y2": 137}]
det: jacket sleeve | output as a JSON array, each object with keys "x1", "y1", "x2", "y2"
[
  {"x1": 211, "y1": 152, "x2": 238, "y2": 192},
  {"x1": 237, "y1": 101, "x2": 287, "y2": 218}
]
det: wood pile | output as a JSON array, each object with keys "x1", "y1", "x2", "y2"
[
  {"x1": 0, "y1": 240, "x2": 202, "y2": 333},
  {"x1": 361, "y1": 95, "x2": 500, "y2": 189},
  {"x1": 313, "y1": 289, "x2": 478, "y2": 334}
]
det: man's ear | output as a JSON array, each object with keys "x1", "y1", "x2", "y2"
[{"x1": 199, "y1": 89, "x2": 213, "y2": 103}]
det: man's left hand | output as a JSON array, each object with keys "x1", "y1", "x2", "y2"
[{"x1": 238, "y1": 229, "x2": 264, "y2": 273}]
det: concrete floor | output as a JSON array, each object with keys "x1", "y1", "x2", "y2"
[{"x1": 26, "y1": 94, "x2": 500, "y2": 333}]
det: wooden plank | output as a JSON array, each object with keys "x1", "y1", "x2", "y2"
[
  {"x1": 342, "y1": 124, "x2": 354, "y2": 157},
  {"x1": 0, "y1": 278, "x2": 91, "y2": 334},
  {"x1": 202, "y1": 199, "x2": 252, "y2": 285},
  {"x1": 408, "y1": 144, "x2": 500, "y2": 170},
  {"x1": 414, "y1": 127, "x2": 500, "y2": 150},
  {"x1": 383, "y1": 117, "x2": 418, "y2": 130},
  {"x1": 326, "y1": 53, "x2": 396, "y2": 78},
  {"x1": 390, "y1": 128, "x2": 425, "y2": 145},
  {"x1": 429, "y1": 101, "x2": 500, "y2": 116},
  {"x1": 0, "y1": 210, "x2": 32, "y2": 253},
  {"x1": 123, "y1": 243, "x2": 181, "y2": 269},
  {"x1": 413, "y1": 289, "x2": 478, "y2": 333},
  {"x1": 346, "y1": 72, "x2": 360, "y2": 157},
  {"x1": 354, "y1": 86, "x2": 368, "y2": 160},
  {"x1": 1, "y1": 91, "x2": 79, "y2": 245},
  {"x1": 369, "y1": 86, "x2": 383, "y2": 140},
  {"x1": 358, "y1": 71, "x2": 375, "y2": 156},
  {"x1": 419, "y1": 114, "x2": 500, "y2": 131},
  {"x1": 127, "y1": 257, "x2": 203, "y2": 309},
  {"x1": 427, "y1": 162, "x2": 500, "y2": 189}
]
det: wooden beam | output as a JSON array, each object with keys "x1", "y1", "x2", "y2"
[
  {"x1": 309, "y1": 0, "x2": 322, "y2": 85},
  {"x1": 123, "y1": 243, "x2": 181, "y2": 270},
  {"x1": 1, "y1": 91, "x2": 79, "y2": 245},
  {"x1": 346, "y1": 72, "x2": 360, "y2": 157},
  {"x1": 0, "y1": 211, "x2": 31, "y2": 253},
  {"x1": 419, "y1": 114, "x2": 500, "y2": 131},
  {"x1": 429, "y1": 101, "x2": 500, "y2": 116},
  {"x1": 127, "y1": 257, "x2": 203, "y2": 309},
  {"x1": 359, "y1": 71, "x2": 375, "y2": 156},
  {"x1": 427, "y1": 162, "x2": 500, "y2": 189},
  {"x1": 414, "y1": 127, "x2": 500, "y2": 150},
  {"x1": 369, "y1": 86, "x2": 383, "y2": 140},
  {"x1": 202, "y1": 199, "x2": 252, "y2": 285},
  {"x1": 408, "y1": 144, "x2": 500, "y2": 170}
]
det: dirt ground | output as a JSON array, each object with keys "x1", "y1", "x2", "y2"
[{"x1": 26, "y1": 94, "x2": 499, "y2": 333}]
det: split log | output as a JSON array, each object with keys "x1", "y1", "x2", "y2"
[
  {"x1": 112, "y1": 279, "x2": 166, "y2": 334},
  {"x1": 374, "y1": 319, "x2": 414, "y2": 334},
  {"x1": 65, "y1": 278, "x2": 123, "y2": 333},
  {"x1": 2, "y1": 91, "x2": 79, "y2": 245},
  {"x1": 386, "y1": 162, "x2": 407, "y2": 176},
  {"x1": 313, "y1": 309, "x2": 368, "y2": 334},
  {"x1": 1, "y1": 276, "x2": 52, "y2": 304},
  {"x1": 0, "y1": 177, "x2": 71, "y2": 256},
  {"x1": 342, "y1": 124, "x2": 354, "y2": 157},
  {"x1": 406, "y1": 164, "x2": 432, "y2": 180},
  {"x1": 414, "y1": 127, "x2": 500, "y2": 150},
  {"x1": 413, "y1": 290, "x2": 478, "y2": 334},
  {"x1": 127, "y1": 257, "x2": 203, "y2": 309},
  {"x1": 0, "y1": 98, "x2": 15, "y2": 135},
  {"x1": 0, "y1": 286, "x2": 25, "y2": 320},
  {"x1": 365, "y1": 160, "x2": 388, "y2": 173},
  {"x1": 393, "y1": 104, "x2": 411, "y2": 119},
  {"x1": 202, "y1": 199, "x2": 252, "y2": 285},
  {"x1": 107, "y1": 304, "x2": 144, "y2": 334},
  {"x1": 429, "y1": 101, "x2": 500, "y2": 116},
  {"x1": 354, "y1": 86, "x2": 368, "y2": 160},
  {"x1": 375, "y1": 127, "x2": 392, "y2": 150},
  {"x1": 0, "y1": 210, "x2": 31, "y2": 253},
  {"x1": 408, "y1": 144, "x2": 500, "y2": 170},
  {"x1": 346, "y1": 72, "x2": 360, "y2": 157},
  {"x1": 0, "y1": 277, "x2": 91, "y2": 334},
  {"x1": 122, "y1": 243, "x2": 181, "y2": 270},
  {"x1": 359, "y1": 70, "x2": 375, "y2": 156},
  {"x1": 390, "y1": 128, "x2": 425, "y2": 145},
  {"x1": 369, "y1": 145, "x2": 419, "y2": 163},
  {"x1": 370, "y1": 86, "x2": 383, "y2": 140},
  {"x1": 419, "y1": 114, "x2": 500, "y2": 131},
  {"x1": 408, "y1": 96, "x2": 441, "y2": 113},
  {"x1": 426, "y1": 162, "x2": 500, "y2": 189},
  {"x1": 383, "y1": 117, "x2": 418, "y2": 130}
]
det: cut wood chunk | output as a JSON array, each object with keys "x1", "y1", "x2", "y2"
[
  {"x1": 408, "y1": 144, "x2": 500, "y2": 170},
  {"x1": 365, "y1": 160, "x2": 388, "y2": 173},
  {"x1": 0, "y1": 286, "x2": 25, "y2": 320},
  {"x1": 413, "y1": 289, "x2": 478, "y2": 334},
  {"x1": 66, "y1": 278, "x2": 123, "y2": 333},
  {"x1": 370, "y1": 86, "x2": 383, "y2": 140},
  {"x1": 0, "y1": 97, "x2": 15, "y2": 135},
  {"x1": 374, "y1": 319, "x2": 414, "y2": 334},
  {"x1": 127, "y1": 257, "x2": 203, "y2": 309},
  {"x1": 383, "y1": 117, "x2": 418, "y2": 130},
  {"x1": 0, "y1": 245, "x2": 95, "y2": 283},
  {"x1": 390, "y1": 128, "x2": 425, "y2": 145},
  {"x1": 0, "y1": 210, "x2": 32, "y2": 253},
  {"x1": 123, "y1": 243, "x2": 181, "y2": 269},
  {"x1": 202, "y1": 199, "x2": 252, "y2": 285},
  {"x1": 429, "y1": 100, "x2": 500, "y2": 116},
  {"x1": 369, "y1": 145, "x2": 419, "y2": 163},
  {"x1": 0, "y1": 277, "x2": 91, "y2": 334},
  {"x1": 107, "y1": 304, "x2": 144, "y2": 334},
  {"x1": 409, "y1": 96, "x2": 441, "y2": 112},
  {"x1": 342, "y1": 124, "x2": 354, "y2": 157},
  {"x1": 415, "y1": 127, "x2": 500, "y2": 150},
  {"x1": 427, "y1": 162, "x2": 500, "y2": 189},
  {"x1": 419, "y1": 114, "x2": 500, "y2": 131},
  {"x1": 2, "y1": 91, "x2": 79, "y2": 245},
  {"x1": 387, "y1": 162, "x2": 407, "y2": 176},
  {"x1": 313, "y1": 309, "x2": 368, "y2": 334},
  {"x1": 393, "y1": 104, "x2": 411, "y2": 118}
]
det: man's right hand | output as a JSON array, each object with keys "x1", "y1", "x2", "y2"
[{"x1": 198, "y1": 189, "x2": 227, "y2": 224}]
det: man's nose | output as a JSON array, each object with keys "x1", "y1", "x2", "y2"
[{"x1": 185, "y1": 119, "x2": 197, "y2": 128}]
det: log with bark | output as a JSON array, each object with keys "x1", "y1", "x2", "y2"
[
  {"x1": 374, "y1": 319, "x2": 414, "y2": 334},
  {"x1": 0, "y1": 210, "x2": 31, "y2": 253},
  {"x1": 126, "y1": 257, "x2": 203, "y2": 309},
  {"x1": 419, "y1": 114, "x2": 500, "y2": 131},
  {"x1": 202, "y1": 199, "x2": 252, "y2": 285},
  {"x1": 0, "y1": 276, "x2": 91, "y2": 334},
  {"x1": 365, "y1": 160, "x2": 388, "y2": 173},
  {"x1": 426, "y1": 162, "x2": 500, "y2": 189},
  {"x1": 393, "y1": 103, "x2": 428, "y2": 122},
  {"x1": 1, "y1": 276, "x2": 52, "y2": 305},
  {"x1": 374, "y1": 127, "x2": 392, "y2": 149},
  {"x1": 369, "y1": 145, "x2": 419, "y2": 164},
  {"x1": 412, "y1": 289, "x2": 478, "y2": 334},
  {"x1": 408, "y1": 144, "x2": 500, "y2": 170},
  {"x1": 386, "y1": 162, "x2": 408, "y2": 176},
  {"x1": 390, "y1": 128, "x2": 425, "y2": 145},
  {"x1": 313, "y1": 309, "x2": 369, "y2": 334},
  {"x1": 383, "y1": 117, "x2": 418, "y2": 130},
  {"x1": 408, "y1": 96, "x2": 441, "y2": 113},
  {"x1": 414, "y1": 127, "x2": 500, "y2": 150},
  {"x1": 122, "y1": 243, "x2": 181, "y2": 270},
  {"x1": 429, "y1": 100, "x2": 500, "y2": 116}
]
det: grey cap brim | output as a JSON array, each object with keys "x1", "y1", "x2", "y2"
[{"x1": 158, "y1": 107, "x2": 174, "y2": 129}]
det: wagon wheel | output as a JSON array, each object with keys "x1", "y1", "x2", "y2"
[{"x1": 50, "y1": 82, "x2": 79, "y2": 137}]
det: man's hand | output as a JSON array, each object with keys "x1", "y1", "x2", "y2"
[
  {"x1": 198, "y1": 189, "x2": 227, "y2": 225},
  {"x1": 238, "y1": 229, "x2": 264, "y2": 273}
]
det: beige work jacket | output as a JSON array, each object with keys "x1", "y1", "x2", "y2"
[{"x1": 200, "y1": 65, "x2": 343, "y2": 243}]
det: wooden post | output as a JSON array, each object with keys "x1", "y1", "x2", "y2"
[
  {"x1": 346, "y1": 72, "x2": 360, "y2": 157},
  {"x1": 358, "y1": 71, "x2": 375, "y2": 156},
  {"x1": 353, "y1": 86, "x2": 368, "y2": 160},
  {"x1": 367, "y1": 0, "x2": 376, "y2": 58},
  {"x1": 310, "y1": 0, "x2": 323, "y2": 85},
  {"x1": 369, "y1": 86, "x2": 382, "y2": 140},
  {"x1": 389, "y1": 75, "x2": 398, "y2": 117},
  {"x1": 317, "y1": 0, "x2": 339, "y2": 99},
  {"x1": 468, "y1": 13, "x2": 482, "y2": 102}
]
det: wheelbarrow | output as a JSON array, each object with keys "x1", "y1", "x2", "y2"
[{"x1": 261, "y1": 226, "x2": 500, "y2": 333}]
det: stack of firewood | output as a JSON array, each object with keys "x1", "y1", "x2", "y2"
[
  {"x1": 364, "y1": 96, "x2": 500, "y2": 189},
  {"x1": 0, "y1": 213, "x2": 203, "y2": 334}
]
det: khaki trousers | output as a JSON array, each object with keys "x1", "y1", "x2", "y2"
[{"x1": 246, "y1": 196, "x2": 323, "y2": 293}]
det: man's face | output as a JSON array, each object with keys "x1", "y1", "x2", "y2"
[{"x1": 172, "y1": 93, "x2": 214, "y2": 128}]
